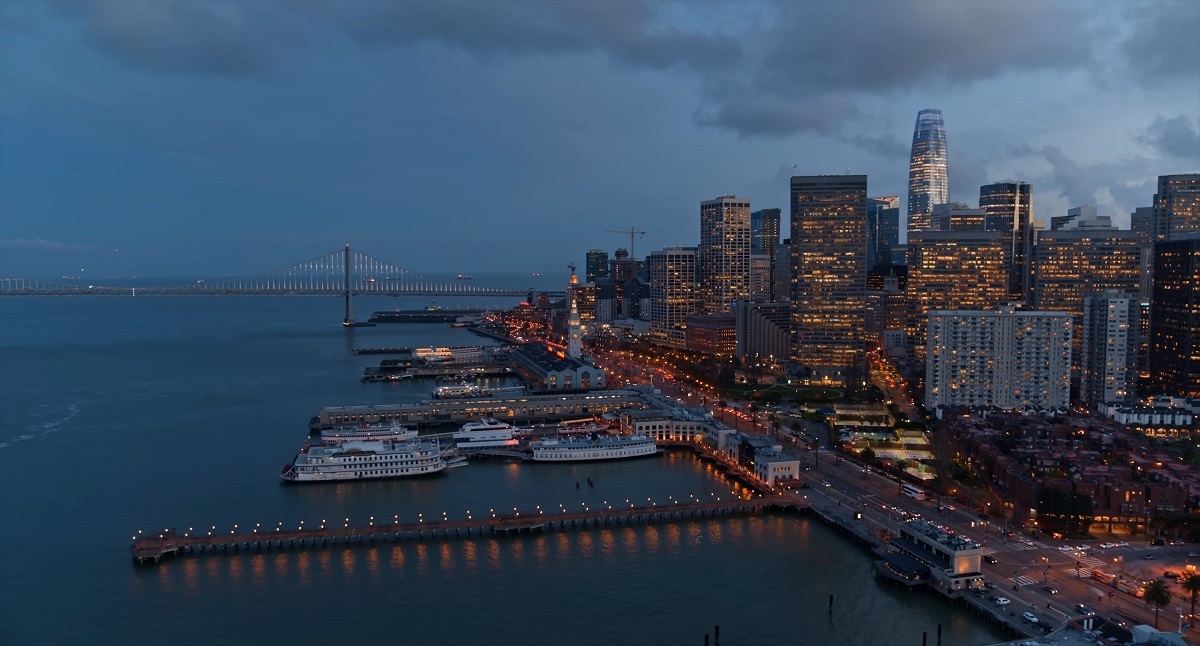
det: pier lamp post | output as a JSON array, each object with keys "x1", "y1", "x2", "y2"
[
  {"x1": 369, "y1": 517, "x2": 374, "y2": 527},
  {"x1": 394, "y1": 515, "x2": 398, "y2": 525}
]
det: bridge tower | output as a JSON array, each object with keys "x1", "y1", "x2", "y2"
[{"x1": 343, "y1": 243, "x2": 354, "y2": 326}]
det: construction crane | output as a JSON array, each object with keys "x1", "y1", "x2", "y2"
[{"x1": 607, "y1": 227, "x2": 646, "y2": 258}]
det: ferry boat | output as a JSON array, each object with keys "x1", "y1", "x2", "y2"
[
  {"x1": 530, "y1": 433, "x2": 658, "y2": 462},
  {"x1": 318, "y1": 421, "x2": 418, "y2": 445},
  {"x1": 280, "y1": 439, "x2": 465, "y2": 482},
  {"x1": 453, "y1": 418, "x2": 521, "y2": 449}
]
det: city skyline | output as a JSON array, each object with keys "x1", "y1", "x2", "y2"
[{"x1": 1, "y1": 0, "x2": 1198, "y2": 277}]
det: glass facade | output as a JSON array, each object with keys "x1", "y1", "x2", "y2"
[
  {"x1": 699, "y1": 196, "x2": 751, "y2": 314},
  {"x1": 585, "y1": 249, "x2": 608, "y2": 283},
  {"x1": 1149, "y1": 237, "x2": 1199, "y2": 397},
  {"x1": 789, "y1": 175, "x2": 867, "y2": 380},
  {"x1": 866, "y1": 196, "x2": 900, "y2": 270},
  {"x1": 906, "y1": 109, "x2": 949, "y2": 240},
  {"x1": 979, "y1": 181, "x2": 1034, "y2": 301}
]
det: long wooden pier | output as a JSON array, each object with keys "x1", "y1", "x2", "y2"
[{"x1": 131, "y1": 496, "x2": 802, "y2": 565}]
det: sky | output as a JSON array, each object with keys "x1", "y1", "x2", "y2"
[{"x1": 1, "y1": 0, "x2": 1198, "y2": 279}]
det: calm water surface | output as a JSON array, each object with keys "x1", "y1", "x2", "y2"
[{"x1": 0, "y1": 296, "x2": 1007, "y2": 645}]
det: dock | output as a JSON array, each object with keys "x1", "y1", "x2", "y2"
[
  {"x1": 368, "y1": 309, "x2": 487, "y2": 323},
  {"x1": 131, "y1": 496, "x2": 799, "y2": 565}
]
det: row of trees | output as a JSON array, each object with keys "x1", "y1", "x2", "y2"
[{"x1": 1144, "y1": 573, "x2": 1200, "y2": 631}]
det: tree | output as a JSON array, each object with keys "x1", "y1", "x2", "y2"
[
  {"x1": 1143, "y1": 578, "x2": 1172, "y2": 630},
  {"x1": 861, "y1": 447, "x2": 877, "y2": 464},
  {"x1": 1182, "y1": 573, "x2": 1200, "y2": 630}
]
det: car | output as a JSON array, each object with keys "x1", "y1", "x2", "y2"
[
  {"x1": 984, "y1": 555, "x2": 999, "y2": 564},
  {"x1": 1189, "y1": 552, "x2": 1199, "y2": 558},
  {"x1": 1076, "y1": 545, "x2": 1090, "y2": 551},
  {"x1": 1100, "y1": 542, "x2": 1116, "y2": 549},
  {"x1": 1023, "y1": 612, "x2": 1039, "y2": 624},
  {"x1": 1042, "y1": 585, "x2": 1059, "y2": 594},
  {"x1": 1168, "y1": 539, "x2": 1184, "y2": 546},
  {"x1": 994, "y1": 597, "x2": 1011, "y2": 606},
  {"x1": 984, "y1": 581, "x2": 998, "y2": 590},
  {"x1": 1164, "y1": 571, "x2": 1180, "y2": 579},
  {"x1": 1152, "y1": 537, "x2": 1166, "y2": 546},
  {"x1": 1143, "y1": 555, "x2": 1156, "y2": 560},
  {"x1": 1058, "y1": 546, "x2": 1074, "y2": 552},
  {"x1": 1115, "y1": 541, "x2": 1129, "y2": 548},
  {"x1": 822, "y1": 481, "x2": 831, "y2": 487},
  {"x1": 1075, "y1": 604, "x2": 1095, "y2": 616}
]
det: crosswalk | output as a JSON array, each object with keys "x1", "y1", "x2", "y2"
[
  {"x1": 1010, "y1": 575, "x2": 1038, "y2": 586},
  {"x1": 1069, "y1": 568, "x2": 1093, "y2": 578},
  {"x1": 1079, "y1": 556, "x2": 1106, "y2": 569}
]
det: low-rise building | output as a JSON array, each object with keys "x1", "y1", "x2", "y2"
[
  {"x1": 892, "y1": 519, "x2": 983, "y2": 594},
  {"x1": 511, "y1": 345, "x2": 606, "y2": 391}
]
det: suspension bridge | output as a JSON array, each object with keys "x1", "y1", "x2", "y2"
[{"x1": 0, "y1": 245, "x2": 565, "y2": 324}]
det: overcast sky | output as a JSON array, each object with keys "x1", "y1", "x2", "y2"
[{"x1": 1, "y1": 0, "x2": 1198, "y2": 279}]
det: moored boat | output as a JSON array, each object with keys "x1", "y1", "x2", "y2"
[
  {"x1": 280, "y1": 439, "x2": 458, "y2": 482},
  {"x1": 319, "y1": 421, "x2": 418, "y2": 445},
  {"x1": 453, "y1": 418, "x2": 521, "y2": 449},
  {"x1": 530, "y1": 433, "x2": 657, "y2": 462}
]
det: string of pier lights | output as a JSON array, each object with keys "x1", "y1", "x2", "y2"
[{"x1": 133, "y1": 477, "x2": 768, "y2": 537}]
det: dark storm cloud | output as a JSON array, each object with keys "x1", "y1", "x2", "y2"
[
  {"x1": 1137, "y1": 115, "x2": 1200, "y2": 161},
  {"x1": 1040, "y1": 145, "x2": 1155, "y2": 214},
  {"x1": 48, "y1": 0, "x2": 280, "y2": 76},
  {"x1": 299, "y1": 0, "x2": 742, "y2": 72},
  {"x1": 696, "y1": 94, "x2": 859, "y2": 138},
  {"x1": 839, "y1": 133, "x2": 908, "y2": 161},
  {"x1": 1121, "y1": 0, "x2": 1200, "y2": 83}
]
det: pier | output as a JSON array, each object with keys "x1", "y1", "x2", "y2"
[{"x1": 131, "y1": 496, "x2": 799, "y2": 565}]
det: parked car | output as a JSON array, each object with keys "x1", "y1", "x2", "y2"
[
  {"x1": 1168, "y1": 539, "x2": 1184, "y2": 546},
  {"x1": 994, "y1": 597, "x2": 1011, "y2": 606},
  {"x1": 1042, "y1": 585, "x2": 1059, "y2": 594},
  {"x1": 1023, "y1": 612, "x2": 1039, "y2": 624}
]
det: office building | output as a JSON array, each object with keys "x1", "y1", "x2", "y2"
[
  {"x1": 751, "y1": 208, "x2": 782, "y2": 299},
  {"x1": 926, "y1": 307, "x2": 1073, "y2": 411},
  {"x1": 684, "y1": 313, "x2": 737, "y2": 357},
  {"x1": 585, "y1": 249, "x2": 609, "y2": 283},
  {"x1": 1152, "y1": 174, "x2": 1200, "y2": 241},
  {"x1": 773, "y1": 240, "x2": 791, "y2": 302},
  {"x1": 1052, "y1": 206, "x2": 1112, "y2": 231},
  {"x1": 1132, "y1": 206, "x2": 1155, "y2": 299},
  {"x1": 867, "y1": 196, "x2": 900, "y2": 269},
  {"x1": 1080, "y1": 291, "x2": 1139, "y2": 409},
  {"x1": 1148, "y1": 236, "x2": 1199, "y2": 397},
  {"x1": 907, "y1": 109, "x2": 949, "y2": 240},
  {"x1": 932, "y1": 202, "x2": 985, "y2": 232},
  {"x1": 647, "y1": 246, "x2": 697, "y2": 349},
  {"x1": 699, "y1": 196, "x2": 751, "y2": 314},
  {"x1": 790, "y1": 175, "x2": 867, "y2": 382},
  {"x1": 865, "y1": 266, "x2": 908, "y2": 356},
  {"x1": 1031, "y1": 228, "x2": 1141, "y2": 319},
  {"x1": 907, "y1": 231, "x2": 1009, "y2": 360},
  {"x1": 979, "y1": 181, "x2": 1034, "y2": 301},
  {"x1": 749, "y1": 252, "x2": 771, "y2": 302}
]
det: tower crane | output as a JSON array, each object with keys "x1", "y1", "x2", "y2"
[{"x1": 607, "y1": 227, "x2": 646, "y2": 258}]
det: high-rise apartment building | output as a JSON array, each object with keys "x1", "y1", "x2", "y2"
[
  {"x1": 907, "y1": 231, "x2": 1009, "y2": 360},
  {"x1": 789, "y1": 175, "x2": 867, "y2": 382},
  {"x1": 585, "y1": 249, "x2": 609, "y2": 283},
  {"x1": 907, "y1": 109, "x2": 949, "y2": 241},
  {"x1": 1148, "y1": 236, "x2": 1199, "y2": 397},
  {"x1": 1152, "y1": 174, "x2": 1200, "y2": 241},
  {"x1": 773, "y1": 240, "x2": 790, "y2": 303},
  {"x1": 733, "y1": 300, "x2": 790, "y2": 362},
  {"x1": 751, "y1": 208, "x2": 782, "y2": 299},
  {"x1": 866, "y1": 196, "x2": 900, "y2": 269},
  {"x1": 1080, "y1": 291, "x2": 1139, "y2": 409},
  {"x1": 647, "y1": 246, "x2": 698, "y2": 349},
  {"x1": 1132, "y1": 206, "x2": 1155, "y2": 299},
  {"x1": 926, "y1": 307, "x2": 1073, "y2": 411},
  {"x1": 699, "y1": 196, "x2": 751, "y2": 314},
  {"x1": 979, "y1": 181, "x2": 1034, "y2": 301}
]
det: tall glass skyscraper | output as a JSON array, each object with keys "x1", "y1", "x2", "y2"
[{"x1": 906, "y1": 109, "x2": 949, "y2": 240}]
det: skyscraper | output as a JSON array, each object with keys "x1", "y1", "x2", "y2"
[
  {"x1": 906, "y1": 109, "x2": 949, "y2": 240},
  {"x1": 699, "y1": 196, "x2": 751, "y2": 314},
  {"x1": 648, "y1": 246, "x2": 698, "y2": 349},
  {"x1": 907, "y1": 231, "x2": 1009, "y2": 361},
  {"x1": 980, "y1": 181, "x2": 1034, "y2": 301},
  {"x1": 789, "y1": 175, "x2": 867, "y2": 383},
  {"x1": 749, "y1": 252, "x2": 771, "y2": 302},
  {"x1": 1080, "y1": 291, "x2": 1139, "y2": 409},
  {"x1": 1131, "y1": 206, "x2": 1155, "y2": 299},
  {"x1": 866, "y1": 196, "x2": 900, "y2": 269},
  {"x1": 751, "y1": 208, "x2": 782, "y2": 299},
  {"x1": 585, "y1": 249, "x2": 609, "y2": 283},
  {"x1": 1152, "y1": 174, "x2": 1200, "y2": 241},
  {"x1": 1149, "y1": 236, "x2": 1199, "y2": 397}
]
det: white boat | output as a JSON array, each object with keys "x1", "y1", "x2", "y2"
[
  {"x1": 280, "y1": 439, "x2": 461, "y2": 482},
  {"x1": 530, "y1": 433, "x2": 657, "y2": 462},
  {"x1": 318, "y1": 421, "x2": 417, "y2": 445},
  {"x1": 453, "y1": 418, "x2": 521, "y2": 449}
]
